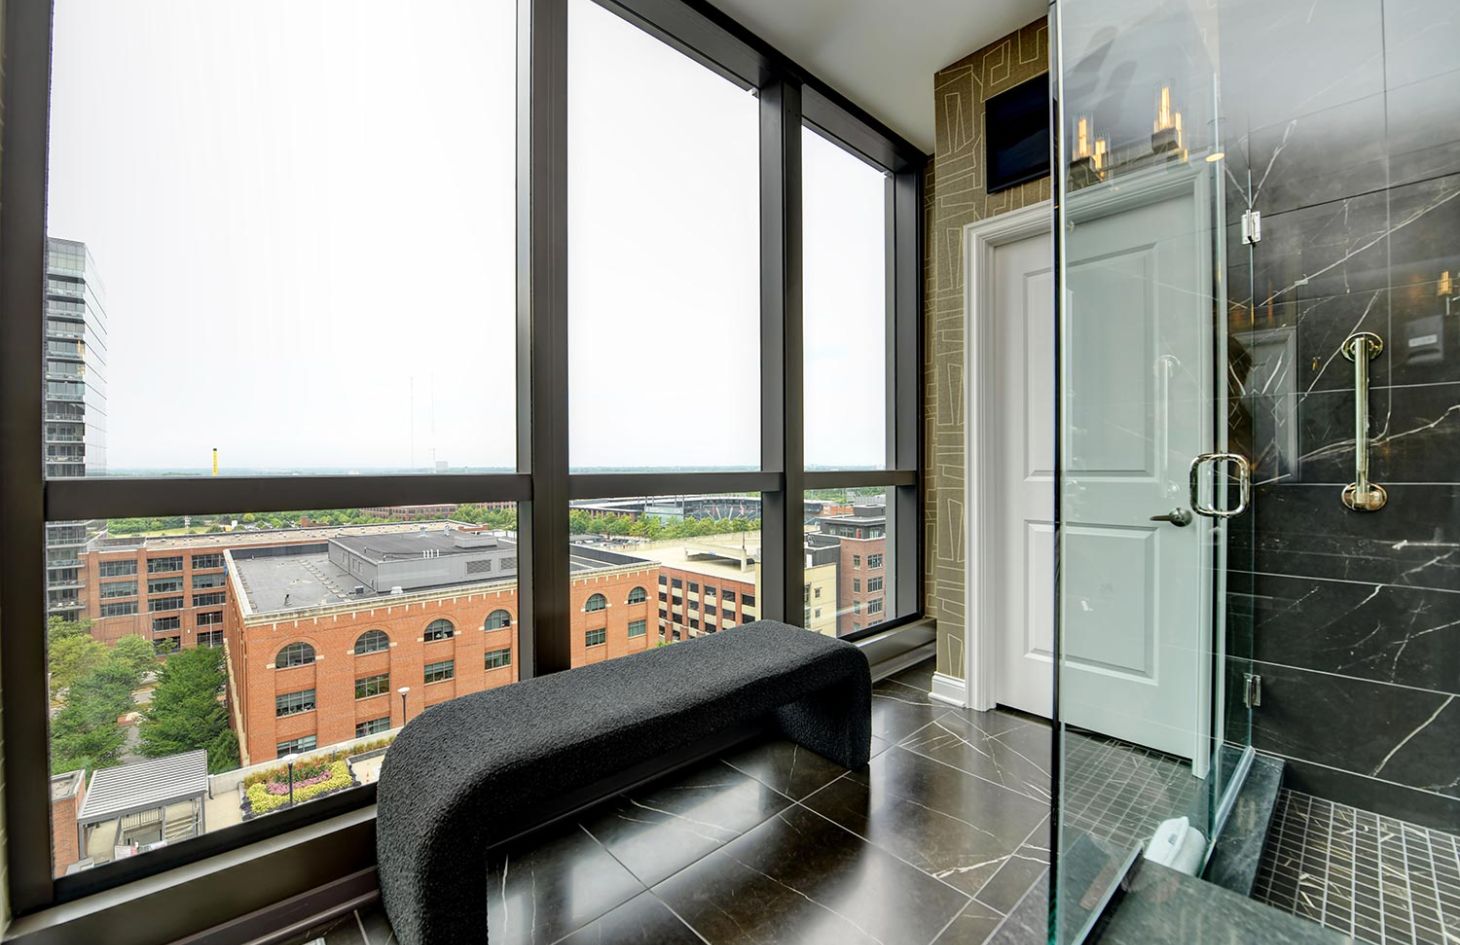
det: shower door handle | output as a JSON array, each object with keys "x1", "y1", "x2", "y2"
[{"x1": 1189, "y1": 452, "x2": 1251, "y2": 519}]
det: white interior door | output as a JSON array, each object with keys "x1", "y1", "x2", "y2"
[
  {"x1": 982, "y1": 177, "x2": 1214, "y2": 765},
  {"x1": 990, "y1": 230, "x2": 1058, "y2": 717}
]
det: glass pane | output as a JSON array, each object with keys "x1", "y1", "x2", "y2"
[
  {"x1": 1054, "y1": 0, "x2": 1239, "y2": 939},
  {"x1": 802, "y1": 128, "x2": 889, "y2": 470},
  {"x1": 567, "y1": 0, "x2": 760, "y2": 472},
  {"x1": 569, "y1": 495, "x2": 763, "y2": 647},
  {"x1": 805, "y1": 488, "x2": 896, "y2": 637},
  {"x1": 46, "y1": 503, "x2": 519, "y2": 877},
  {"x1": 46, "y1": 1, "x2": 517, "y2": 477}
]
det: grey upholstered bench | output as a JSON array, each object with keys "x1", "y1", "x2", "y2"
[{"x1": 375, "y1": 619, "x2": 871, "y2": 945}]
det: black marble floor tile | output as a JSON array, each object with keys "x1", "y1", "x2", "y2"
[
  {"x1": 931, "y1": 898, "x2": 1008, "y2": 945},
  {"x1": 884, "y1": 659, "x2": 936, "y2": 693},
  {"x1": 554, "y1": 892, "x2": 702, "y2": 945},
  {"x1": 985, "y1": 872, "x2": 1048, "y2": 945},
  {"x1": 899, "y1": 709, "x2": 1052, "y2": 802},
  {"x1": 581, "y1": 758, "x2": 791, "y2": 887},
  {"x1": 1061, "y1": 732, "x2": 1202, "y2": 854},
  {"x1": 871, "y1": 676, "x2": 950, "y2": 743},
  {"x1": 801, "y1": 745, "x2": 1047, "y2": 897},
  {"x1": 974, "y1": 820, "x2": 1050, "y2": 915},
  {"x1": 1255, "y1": 789, "x2": 1460, "y2": 945},
  {"x1": 489, "y1": 821, "x2": 647, "y2": 945},
  {"x1": 721, "y1": 736, "x2": 866, "y2": 801},
  {"x1": 652, "y1": 804, "x2": 970, "y2": 945}
]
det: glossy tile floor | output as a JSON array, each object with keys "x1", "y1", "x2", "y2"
[
  {"x1": 303, "y1": 660, "x2": 1054, "y2": 945},
  {"x1": 1062, "y1": 730, "x2": 1202, "y2": 854},
  {"x1": 1255, "y1": 789, "x2": 1460, "y2": 945}
]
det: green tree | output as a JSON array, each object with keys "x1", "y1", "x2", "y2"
[
  {"x1": 49, "y1": 654, "x2": 140, "y2": 774},
  {"x1": 48, "y1": 614, "x2": 91, "y2": 643},
  {"x1": 48, "y1": 634, "x2": 108, "y2": 699},
  {"x1": 138, "y1": 646, "x2": 238, "y2": 773},
  {"x1": 110, "y1": 635, "x2": 159, "y2": 681}
]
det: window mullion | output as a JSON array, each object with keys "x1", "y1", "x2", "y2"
[
  {"x1": 518, "y1": 0, "x2": 572, "y2": 677},
  {"x1": 0, "y1": 0, "x2": 63, "y2": 915},
  {"x1": 759, "y1": 76, "x2": 804, "y2": 624}
]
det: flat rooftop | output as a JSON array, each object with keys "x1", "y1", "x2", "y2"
[
  {"x1": 92, "y1": 520, "x2": 472, "y2": 554},
  {"x1": 332, "y1": 528, "x2": 503, "y2": 562},
  {"x1": 231, "y1": 539, "x2": 653, "y2": 617},
  {"x1": 629, "y1": 534, "x2": 761, "y2": 584}
]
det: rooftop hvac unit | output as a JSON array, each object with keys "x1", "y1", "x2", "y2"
[
  {"x1": 390, "y1": 586, "x2": 404, "y2": 595},
  {"x1": 354, "y1": 585, "x2": 366, "y2": 596}
]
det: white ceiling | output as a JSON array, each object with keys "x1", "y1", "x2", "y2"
[{"x1": 709, "y1": 0, "x2": 1048, "y2": 153}]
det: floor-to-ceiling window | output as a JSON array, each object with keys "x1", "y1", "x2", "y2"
[{"x1": 0, "y1": 0, "x2": 924, "y2": 926}]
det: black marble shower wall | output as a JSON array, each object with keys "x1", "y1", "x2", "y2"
[{"x1": 1222, "y1": 0, "x2": 1460, "y2": 830}]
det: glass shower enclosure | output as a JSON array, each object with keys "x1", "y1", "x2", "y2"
[
  {"x1": 1051, "y1": 0, "x2": 1460, "y2": 941},
  {"x1": 1051, "y1": 0, "x2": 1252, "y2": 939}
]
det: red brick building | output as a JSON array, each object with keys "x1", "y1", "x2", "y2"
[
  {"x1": 75, "y1": 521, "x2": 664, "y2": 765},
  {"x1": 49, "y1": 770, "x2": 86, "y2": 879},
  {"x1": 223, "y1": 527, "x2": 660, "y2": 763},
  {"x1": 812, "y1": 508, "x2": 888, "y2": 635}
]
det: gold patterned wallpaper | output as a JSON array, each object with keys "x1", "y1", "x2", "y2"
[{"x1": 923, "y1": 17, "x2": 1050, "y2": 679}]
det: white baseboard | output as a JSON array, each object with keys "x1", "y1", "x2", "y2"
[{"x1": 928, "y1": 671, "x2": 969, "y2": 708}]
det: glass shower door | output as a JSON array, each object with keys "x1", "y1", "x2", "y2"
[{"x1": 1051, "y1": 0, "x2": 1255, "y2": 939}]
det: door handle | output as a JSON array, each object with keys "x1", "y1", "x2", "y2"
[
  {"x1": 1189, "y1": 452, "x2": 1251, "y2": 519},
  {"x1": 1149, "y1": 508, "x2": 1193, "y2": 527}
]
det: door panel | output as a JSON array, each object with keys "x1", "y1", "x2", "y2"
[
  {"x1": 993, "y1": 231, "x2": 1058, "y2": 716},
  {"x1": 985, "y1": 181, "x2": 1213, "y2": 764}
]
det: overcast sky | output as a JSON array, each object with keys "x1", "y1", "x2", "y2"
[{"x1": 49, "y1": 0, "x2": 888, "y2": 474}]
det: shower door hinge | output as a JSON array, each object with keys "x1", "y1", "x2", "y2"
[
  {"x1": 1241, "y1": 209, "x2": 1262, "y2": 244},
  {"x1": 1243, "y1": 672, "x2": 1263, "y2": 708}
]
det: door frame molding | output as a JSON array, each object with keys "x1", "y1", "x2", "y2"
[{"x1": 960, "y1": 200, "x2": 1053, "y2": 711}]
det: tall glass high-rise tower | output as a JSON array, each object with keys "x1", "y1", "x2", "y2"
[{"x1": 44, "y1": 237, "x2": 108, "y2": 620}]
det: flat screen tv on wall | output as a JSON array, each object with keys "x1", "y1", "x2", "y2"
[{"x1": 985, "y1": 74, "x2": 1050, "y2": 194}]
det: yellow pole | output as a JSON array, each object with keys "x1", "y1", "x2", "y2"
[{"x1": 212, "y1": 448, "x2": 219, "y2": 477}]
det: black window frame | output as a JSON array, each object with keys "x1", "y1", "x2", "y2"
[{"x1": 0, "y1": 0, "x2": 925, "y2": 920}]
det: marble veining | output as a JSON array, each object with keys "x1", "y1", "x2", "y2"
[
  {"x1": 1255, "y1": 789, "x2": 1460, "y2": 945},
  {"x1": 1224, "y1": 0, "x2": 1460, "y2": 828}
]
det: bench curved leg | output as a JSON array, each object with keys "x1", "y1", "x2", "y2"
[
  {"x1": 379, "y1": 823, "x2": 489, "y2": 945},
  {"x1": 773, "y1": 673, "x2": 872, "y2": 769}
]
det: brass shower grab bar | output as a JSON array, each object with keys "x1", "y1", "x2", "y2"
[{"x1": 1341, "y1": 332, "x2": 1387, "y2": 512}]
